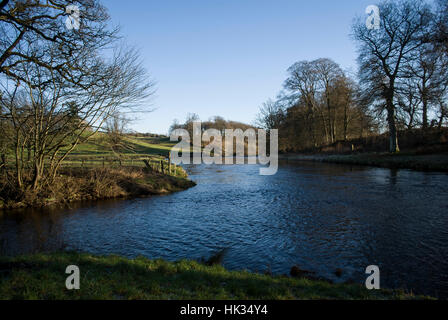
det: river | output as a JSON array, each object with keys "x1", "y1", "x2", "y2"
[{"x1": 1, "y1": 160, "x2": 447, "y2": 298}]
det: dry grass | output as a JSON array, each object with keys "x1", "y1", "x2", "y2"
[{"x1": 0, "y1": 167, "x2": 196, "y2": 210}]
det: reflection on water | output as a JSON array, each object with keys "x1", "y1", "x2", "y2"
[{"x1": 1, "y1": 160, "x2": 448, "y2": 298}]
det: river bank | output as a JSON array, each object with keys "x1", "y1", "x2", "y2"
[
  {"x1": 0, "y1": 167, "x2": 196, "y2": 210},
  {"x1": 280, "y1": 153, "x2": 448, "y2": 172},
  {"x1": 0, "y1": 252, "x2": 430, "y2": 300}
]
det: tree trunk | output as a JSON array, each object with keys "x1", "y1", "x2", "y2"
[
  {"x1": 422, "y1": 98, "x2": 428, "y2": 130},
  {"x1": 327, "y1": 98, "x2": 334, "y2": 144},
  {"x1": 439, "y1": 102, "x2": 446, "y2": 129},
  {"x1": 386, "y1": 96, "x2": 400, "y2": 153},
  {"x1": 14, "y1": 136, "x2": 23, "y2": 189},
  {"x1": 343, "y1": 103, "x2": 348, "y2": 141},
  {"x1": 31, "y1": 156, "x2": 44, "y2": 190}
]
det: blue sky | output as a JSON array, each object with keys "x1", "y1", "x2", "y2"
[{"x1": 106, "y1": 0, "x2": 375, "y2": 134}]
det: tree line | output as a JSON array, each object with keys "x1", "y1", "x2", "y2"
[
  {"x1": 0, "y1": 0, "x2": 154, "y2": 192},
  {"x1": 170, "y1": 114, "x2": 256, "y2": 138},
  {"x1": 256, "y1": 0, "x2": 448, "y2": 153}
]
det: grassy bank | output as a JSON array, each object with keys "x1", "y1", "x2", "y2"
[
  {"x1": 0, "y1": 134, "x2": 196, "y2": 210},
  {"x1": 0, "y1": 252, "x2": 428, "y2": 300},
  {"x1": 0, "y1": 167, "x2": 196, "y2": 210},
  {"x1": 281, "y1": 153, "x2": 448, "y2": 172}
]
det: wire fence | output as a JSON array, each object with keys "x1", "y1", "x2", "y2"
[{"x1": 0, "y1": 154, "x2": 188, "y2": 178}]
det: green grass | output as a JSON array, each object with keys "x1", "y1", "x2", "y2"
[
  {"x1": 0, "y1": 252, "x2": 430, "y2": 300},
  {"x1": 2, "y1": 133, "x2": 178, "y2": 169},
  {"x1": 66, "y1": 134, "x2": 175, "y2": 161},
  {"x1": 41, "y1": 134, "x2": 184, "y2": 169}
]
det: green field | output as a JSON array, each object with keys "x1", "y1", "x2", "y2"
[
  {"x1": 0, "y1": 133, "x2": 178, "y2": 169},
  {"x1": 58, "y1": 134, "x2": 177, "y2": 168}
]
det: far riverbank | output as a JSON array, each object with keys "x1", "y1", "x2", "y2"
[{"x1": 280, "y1": 153, "x2": 448, "y2": 172}]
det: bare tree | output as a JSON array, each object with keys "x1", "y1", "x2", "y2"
[
  {"x1": 396, "y1": 79, "x2": 421, "y2": 129},
  {"x1": 403, "y1": 43, "x2": 447, "y2": 130},
  {"x1": 430, "y1": 0, "x2": 448, "y2": 54},
  {"x1": 0, "y1": 0, "x2": 117, "y2": 87},
  {"x1": 284, "y1": 60, "x2": 322, "y2": 147},
  {"x1": 184, "y1": 113, "x2": 200, "y2": 140},
  {"x1": 105, "y1": 111, "x2": 132, "y2": 165},
  {"x1": 352, "y1": 0, "x2": 433, "y2": 152},
  {"x1": 168, "y1": 119, "x2": 181, "y2": 135},
  {"x1": 255, "y1": 99, "x2": 285, "y2": 131},
  {"x1": 0, "y1": 41, "x2": 154, "y2": 190},
  {"x1": 331, "y1": 75, "x2": 361, "y2": 140},
  {"x1": 284, "y1": 59, "x2": 354, "y2": 146},
  {"x1": 314, "y1": 58, "x2": 344, "y2": 143}
]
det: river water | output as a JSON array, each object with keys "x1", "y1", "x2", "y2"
[{"x1": 1, "y1": 161, "x2": 447, "y2": 297}]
